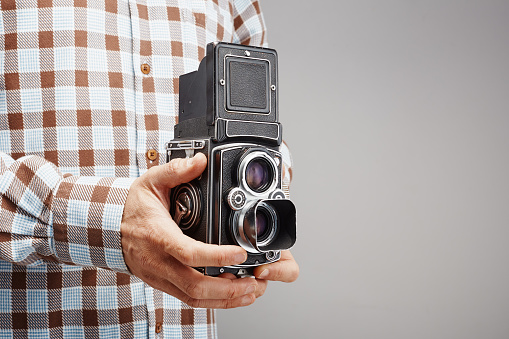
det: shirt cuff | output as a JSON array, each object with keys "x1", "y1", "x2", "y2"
[{"x1": 51, "y1": 175, "x2": 137, "y2": 273}]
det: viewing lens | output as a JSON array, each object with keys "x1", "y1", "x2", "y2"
[{"x1": 246, "y1": 158, "x2": 272, "y2": 192}]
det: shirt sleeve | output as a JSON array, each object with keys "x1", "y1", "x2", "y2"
[
  {"x1": 232, "y1": 0, "x2": 268, "y2": 47},
  {"x1": 0, "y1": 152, "x2": 135, "y2": 273}
]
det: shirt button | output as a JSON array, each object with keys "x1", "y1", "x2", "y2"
[
  {"x1": 155, "y1": 322, "x2": 162, "y2": 333},
  {"x1": 141, "y1": 63, "x2": 150, "y2": 74},
  {"x1": 146, "y1": 149, "x2": 158, "y2": 161}
]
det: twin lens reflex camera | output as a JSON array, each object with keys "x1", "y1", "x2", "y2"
[{"x1": 167, "y1": 42, "x2": 296, "y2": 276}]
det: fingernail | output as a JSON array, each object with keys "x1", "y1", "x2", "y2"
[
  {"x1": 187, "y1": 157, "x2": 195, "y2": 167},
  {"x1": 241, "y1": 294, "x2": 253, "y2": 306},
  {"x1": 245, "y1": 285, "x2": 256, "y2": 295},
  {"x1": 258, "y1": 269, "x2": 269, "y2": 279},
  {"x1": 234, "y1": 252, "x2": 247, "y2": 264}
]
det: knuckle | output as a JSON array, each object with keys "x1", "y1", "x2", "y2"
[
  {"x1": 183, "y1": 295, "x2": 199, "y2": 308},
  {"x1": 226, "y1": 281, "x2": 237, "y2": 300},
  {"x1": 223, "y1": 299, "x2": 235, "y2": 309},
  {"x1": 184, "y1": 280, "x2": 203, "y2": 299},
  {"x1": 167, "y1": 158, "x2": 183, "y2": 175}
]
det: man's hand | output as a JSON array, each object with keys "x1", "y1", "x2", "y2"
[
  {"x1": 219, "y1": 252, "x2": 298, "y2": 301},
  {"x1": 253, "y1": 250, "x2": 299, "y2": 283},
  {"x1": 120, "y1": 153, "x2": 261, "y2": 309}
]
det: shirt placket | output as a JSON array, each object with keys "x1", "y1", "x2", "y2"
[
  {"x1": 129, "y1": 0, "x2": 176, "y2": 337},
  {"x1": 127, "y1": 0, "x2": 156, "y2": 337},
  {"x1": 129, "y1": 0, "x2": 157, "y2": 177},
  {"x1": 127, "y1": 0, "x2": 205, "y2": 337}
]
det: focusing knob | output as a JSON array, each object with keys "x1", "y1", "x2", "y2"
[
  {"x1": 174, "y1": 192, "x2": 192, "y2": 225},
  {"x1": 227, "y1": 188, "x2": 246, "y2": 210},
  {"x1": 170, "y1": 182, "x2": 202, "y2": 230}
]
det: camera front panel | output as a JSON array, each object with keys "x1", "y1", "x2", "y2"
[
  {"x1": 213, "y1": 142, "x2": 295, "y2": 255},
  {"x1": 168, "y1": 140, "x2": 296, "y2": 275},
  {"x1": 213, "y1": 143, "x2": 283, "y2": 246}
]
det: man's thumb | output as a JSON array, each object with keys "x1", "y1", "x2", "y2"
[{"x1": 148, "y1": 153, "x2": 207, "y2": 189}]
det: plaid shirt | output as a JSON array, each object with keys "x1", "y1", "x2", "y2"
[{"x1": 0, "y1": 0, "x2": 271, "y2": 337}]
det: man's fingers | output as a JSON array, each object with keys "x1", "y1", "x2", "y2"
[
  {"x1": 147, "y1": 152, "x2": 207, "y2": 189},
  {"x1": 217, "y1": 273, "x2": 238, "y2": 280},
  {"x1": 167, "y1": 262, "x2": 258, "y2": 301},
  {"x1": 157, "y1": 258, "x2": 258, "y2": 302},
  {"x1": 253, "y1": 250, "x2": 299, "y2": 283},
  {"x1": 136, "y1": 252, "x2": 258, "y2": 301},
  {"x1": 182, "y1": 293, "x2": 256, "y2": 309},
  {"x1": 140, "y1": 269, "x2": 256, "y2": 309},
  {"x1": 164, "y1": 229, "x2": 248, "y2": 267},
  {"x1": 254, "y1": 279, "x2": 268, "y2": 298}
]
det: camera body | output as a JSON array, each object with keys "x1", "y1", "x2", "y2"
[{"x1": 167, "y1": 42, "x2": 296, "y2": 276}]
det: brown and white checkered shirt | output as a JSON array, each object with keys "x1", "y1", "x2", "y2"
[{"x1": 0, "y1": 0, "x2": 268, "y2": 337}]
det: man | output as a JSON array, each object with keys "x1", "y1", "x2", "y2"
[{"x1": 0, "y1": 0, "x2": 298, "y2": 337}]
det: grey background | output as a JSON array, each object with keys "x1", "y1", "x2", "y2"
[{"x1": 218, "y1": 1, "x2": 509, "y2": 338}]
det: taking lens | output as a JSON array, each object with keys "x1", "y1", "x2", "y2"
[
  {"x1": 256, "y1": 209, "x2": 269, "y2": 241},
  {"x1": 254, "y1": 203, "x2": 278, "y2": 248},
  {"x1": 232, "y1": 199, "x2": 295, "y2": 253},
  {"x1": 245, "y1": 158, "x2": 272, "y2": 193}
]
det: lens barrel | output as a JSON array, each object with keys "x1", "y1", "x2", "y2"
[
  {"x1": 232, "y1": 199, "x2": 296, "y2": 253},
  {"x1": 238, "y1": 150, "x2": 278, "y2": 195}
]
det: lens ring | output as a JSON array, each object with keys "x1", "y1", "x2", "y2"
[
  {"x1": 238, "y1": 150, "x2": 278, "y2": 196},
  {"x1": 231, "y1": 200, "x2": 281, "y2": 253}
]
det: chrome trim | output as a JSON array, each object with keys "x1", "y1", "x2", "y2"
[
  {"x1": 220, "y1": 251, "x2": 281, "y2": 269},
  {"x1": 227, "y1": 188, "x2": 247, "y2": 211},
  {"x1": 231, "y1": 201, "x2": 258, "y2": 253},
  {"x1": 167, "y1": 140, "x2": 206, "y2": 150},
  {"x1": 230, "y1": 200, "x2": 281, "y2": 253}
]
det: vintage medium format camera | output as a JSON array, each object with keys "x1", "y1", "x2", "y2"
[{"x1": 167, "y1": 42, "x2": 296, "y2": 276}]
